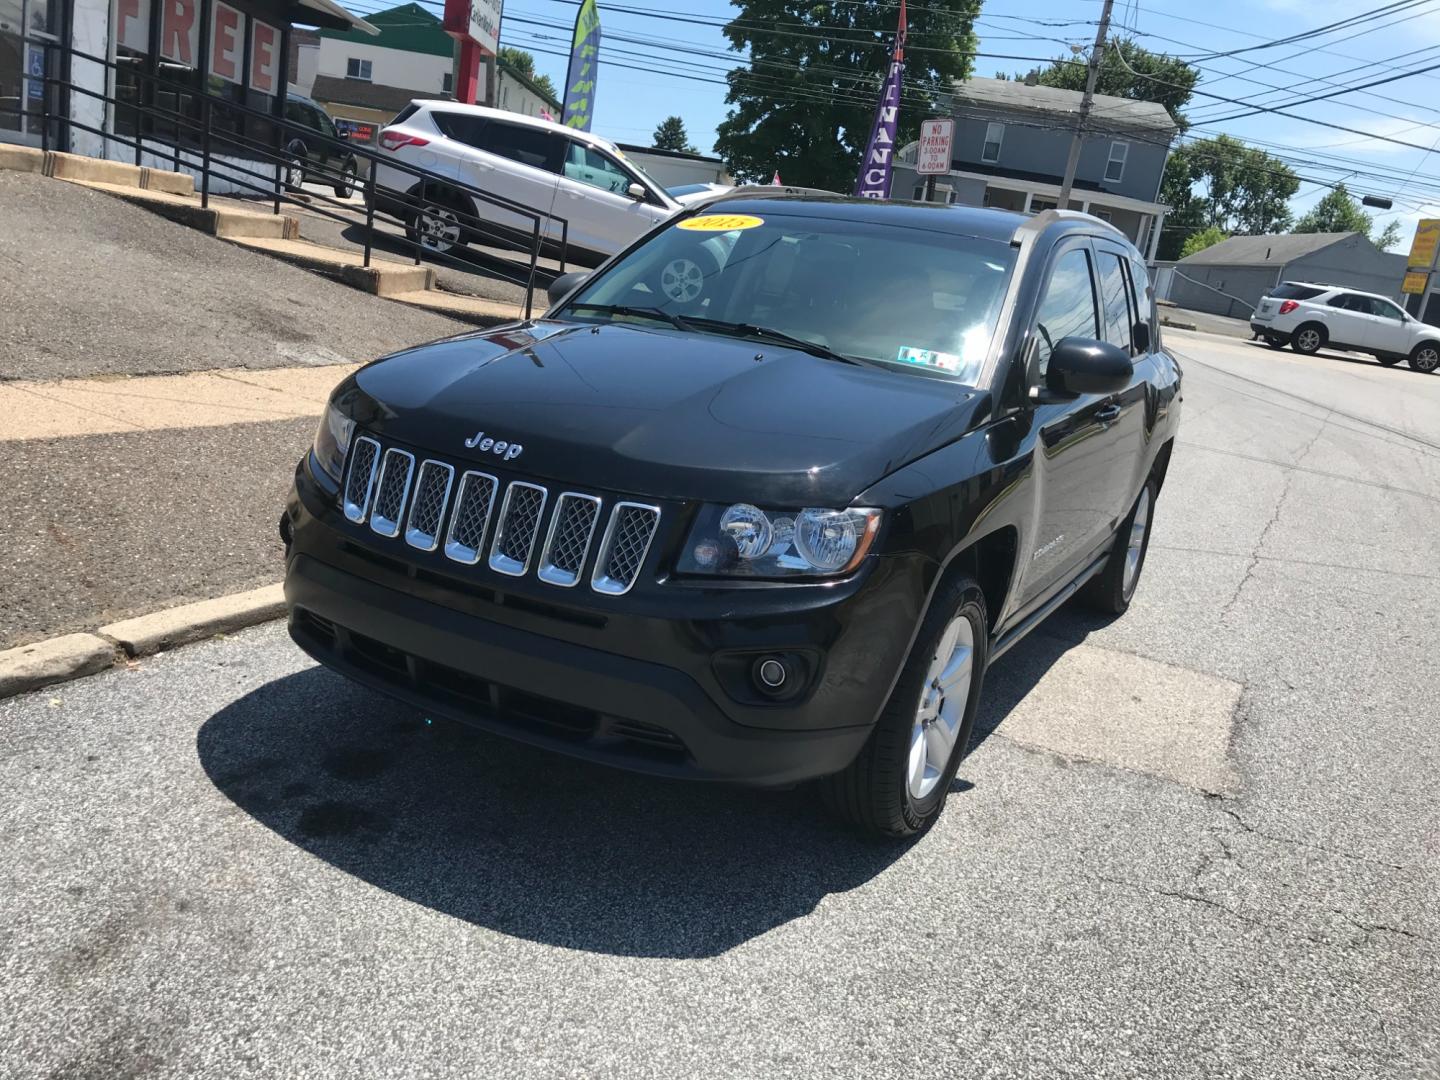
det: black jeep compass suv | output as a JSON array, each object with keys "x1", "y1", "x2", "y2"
[{"x1": 282, "y1": 197, "x2": 1182, "y2": 837}]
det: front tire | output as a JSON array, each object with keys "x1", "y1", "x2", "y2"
[
  {"x1": 1409, "y1": 342, "x2": 1440, "y2": 373},
  {"x1": 1081, "y1": 478, "x2": 1157, "y2": 616},
  {"x1": 821, "y1": 574, "x2": 987, "y2": 838}
]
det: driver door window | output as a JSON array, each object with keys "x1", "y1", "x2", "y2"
[
  {"x1": 1032, "y1": 247, "x2": 1099, "y2": 377},
  {"x1": 564, "y1": 142, "x2": 633, "y2": 195}
]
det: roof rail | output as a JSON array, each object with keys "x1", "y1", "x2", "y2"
[{"x1": 689, "y1": 184, "x2": 841, "y2": 207}]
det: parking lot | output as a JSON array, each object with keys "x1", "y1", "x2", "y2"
[{"x1": 2, "y1": 329, "x2": 1437, "y2": 1078}]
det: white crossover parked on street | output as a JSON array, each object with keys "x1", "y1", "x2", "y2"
[
  {"x1": 1250, "y1": 281, "x2": 1440, "y2": 373},
  {"x1": 372, "y1": 101, "x2": 686, "y2": 267}
]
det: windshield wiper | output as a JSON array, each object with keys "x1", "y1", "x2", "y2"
[
  {"x1": 688, "y1": 319, "x2": 870, "y2": 367},
  {"x1": 566, "y1": 302, "x2": 697, "y2": 333}
]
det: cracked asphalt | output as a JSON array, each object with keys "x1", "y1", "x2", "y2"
[{"x1": 1, "y1": 330, "x2": 1438, "y2": 1078}]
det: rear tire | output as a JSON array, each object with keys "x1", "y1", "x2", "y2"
[
  {"x1": 820, "y1": 574, "x2": 987, "y2": 838},
  {"x1": 334, "y1": 158, "x2": 358, "y2": 199},
  {"x1": 1080, "y1": 478, "x2": 1157, "y2": 616},
  {"x1": 406, "y1": 191, "x2": 469, "y2": 256},
  {"x1": 1291, "y1": 324, "x2": 1324, "y2": 355},
  {"x1": 1409, "y1": 342, "x2": 1440, "y2": 373}
]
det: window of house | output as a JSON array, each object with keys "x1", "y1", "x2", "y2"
[
  {"x1": 1105, "y1": 141, "x2": 1128, "y2": 182},
  {"x1": 442, "y1": 71, "x2": 453, "y2": 94},
  {"x1": 346, "y1": 58, "x2": 372, "y2": 81},
  {"x1": 1092, "y1": 208, "x2": 1113, "y2": 222},
  {"x1": 1032, "y1": 247, "x2": 1098, "y2": 376},
  {"x1": 982, "y1": 122, "x2": 1004, "y2": 164},
  {"x1": 1030, "y1": 197, "x2": 1058, "y2": 214}
]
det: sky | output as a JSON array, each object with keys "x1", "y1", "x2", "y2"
[{"x1": 353, "y1": 0, "x2": 1440, "y2": 252}]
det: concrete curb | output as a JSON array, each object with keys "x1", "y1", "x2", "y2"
[
  {"x1": 1161, "y1": 316, "x2": 1199, "y2": 332},
  {"x1": 0, "y1": 144, "x2": 46, "y2": 173},
  {"x1": 0, "y1": 584, "x2": 285, "y2": 701}
]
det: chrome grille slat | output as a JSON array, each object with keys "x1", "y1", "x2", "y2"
[
  {"x1": 369, "y1": 448, "x2": 416, "y2": 538},
  {"x1": 489, "y1": 482, "x2": 548, "y2": 577},
  {"x1": 537, "y1": 492, "x2": 602, "y2": 588},
  {"x1": 404, "y1": 460, "x2": 455, "y2": 552},
  {"x1": 592, "y1": 502, "x2": 660, "y2": 596},
  {"x1": 342, "y1": 436, "x2": 381, "y2": 523},
  {"x1": 443, "y1": 470, "x2": 499, "y2": 565}
]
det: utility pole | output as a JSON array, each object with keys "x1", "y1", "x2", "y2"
[{"x1": 1057, "y1": 0, "x2": 1114, "y2": 209}]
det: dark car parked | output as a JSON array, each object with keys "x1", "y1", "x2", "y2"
[
  {"x1": 281, "y1": 198, "x2": 1183, "y2": 837},
  {"x1": 281, "y1": 93, "x2": 360, "y2": 198}
]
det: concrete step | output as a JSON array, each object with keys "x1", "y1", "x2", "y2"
[
  {"x1": 387, "y1": 289, "x2": 526, "y2": 326},
  {"x1": 223, "y1": 235, "x2": 436, "y2": 296},
  {"x1": 60, "y1": 179, "x2": 297, "y2": 240}
]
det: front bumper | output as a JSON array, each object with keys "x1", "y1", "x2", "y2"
[{"x1": 282, "y1": 458, "x2": 928, "y2": 786}]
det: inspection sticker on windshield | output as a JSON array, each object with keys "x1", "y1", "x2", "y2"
[
  {"x1": 677, "y1": 214, "x2": 765, "y2": 232},
  {"x1": 897, "y1": 346, "x2": 961, "y2": 371}
]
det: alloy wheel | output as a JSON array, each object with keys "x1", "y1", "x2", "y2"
[
  {"x1": 418, "y1": 205, "x2": 461, "y2": 253},
  {"x1": 1122, "y1": 486, "x2": 1152, "y2": 600},
  {"x1": 906, "y1": 615, "x2": 974, "y2": 802},
  {"x1": 1414, "y1": 346, "x2": 1439, "y2": 373},
  {"x1": 1297, "y1": 328, "x2": 1321, "y2": 353}
]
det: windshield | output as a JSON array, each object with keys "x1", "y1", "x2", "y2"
[{"x1": 558, "y1": 210, "x2": 1017, "y2": 383}]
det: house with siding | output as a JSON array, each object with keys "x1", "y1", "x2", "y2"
[{"x1": 893, "y1": 75, "x2": 1178, "y2": 260}]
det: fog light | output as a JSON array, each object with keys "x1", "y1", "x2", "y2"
[{"x1": 755, "y1": 656, "x2": 788, "y2": 692}]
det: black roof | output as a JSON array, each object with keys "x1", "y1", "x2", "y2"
[{"x1": 698, "y1": 195, "x2": 1030, "y2": 243}]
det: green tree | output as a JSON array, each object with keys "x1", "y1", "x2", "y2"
[
  {"x1": 1179, "y1": 225, "x2": 1229, "y2": 259},
  {"x1": 1034, "y1": 37, "x2": 1198, "y2": 127},
  {"x1": 1292, "y1": 183, "x2": 1372, "y2": 236},
  {"x1": 1156, "y1": 135, "x2": 1299, "y2": 259},
  {"x1": 1376, "y1": 219, "x2": 1402, "y2": 250},
  {"x1": 715, "y1": 0, "x2": 982, "y2": 190},
  {"x1": 653, "y1": 116, "x2": 697, "y2": 153},
  {"x1": 499, "y1": 47, "x2": 558, "y2": 103}
]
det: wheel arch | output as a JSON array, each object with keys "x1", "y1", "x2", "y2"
[
  {"x1": 1294, "y1": 320, "x2": 1328, "y2": 344},
  {"x1": 935, "y1": 525, "x2": 1019, "y2": 635}
]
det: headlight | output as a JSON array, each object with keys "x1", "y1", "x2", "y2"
[
  {"x1": 311, "y1": 402, "x2": 356, "y2": 484},
  {"x1": 678, "y1": 504, "x2": 881, "y2": 578}
]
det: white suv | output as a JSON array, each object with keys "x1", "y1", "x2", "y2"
[
  {"x1": 1251, "y1": 281, "x2": 1439, "y2": 373},
  {"x1": 372, "y1": 101, "x2": 683, "y2": 267}
]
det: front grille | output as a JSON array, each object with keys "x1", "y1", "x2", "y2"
[
  {"x1": 593, "y1": 502, "x2": 661, "y2": 595},
  {"x1": 405, "y1": 460, "x2": 454, "y2": 552},
  {"x1": 343, "y1": 436, "x2": 381, "y2": 523},
  {"x1": 537, "y1": 493, "x2": 601, "y2": 587},
  {"x1": 338, "y1": 434, "x2": 660, "y2": 596},
  {"x1": 489, "y1": 482, "x2": 547, "y2": 576},
  {"x1": 369, "y1": 448, "x2": 415, "y2": 538},
  {"x1": 443, "y1": 471, "x2": 498, "y2": 565}
]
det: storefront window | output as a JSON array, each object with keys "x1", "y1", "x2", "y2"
[{"x1": 1, "y1": 0, "x2": 57, "y2": 140}]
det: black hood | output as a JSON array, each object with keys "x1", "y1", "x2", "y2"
[{"x1": 344, "y1": 320, "x2": 987, "y2": 506}]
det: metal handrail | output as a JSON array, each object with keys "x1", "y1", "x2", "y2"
[{"x1": 10, "y1": 34, "x2": 572, "y2": 316}]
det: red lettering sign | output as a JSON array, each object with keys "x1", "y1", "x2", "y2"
[
  {"x1": 250, "y1": 19, "x2": 278, "y2": 94},
  {"x1": 117, "y1": 0, "x2": 150, "y2": 52},
  {"x1": 159, "y1": 0, "x2": 197, "y2": 66},
  {"x1": 211, "y1": 2, "x2": 241, "y2": 84}
]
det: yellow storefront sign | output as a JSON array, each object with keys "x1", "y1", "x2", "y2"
[
  {"x1": 1402, "y1": 270, "x2": 1429, "y2": 295},
  {"x1": 1406, "y1": 218, "x2": 1440, "y2": 270}
]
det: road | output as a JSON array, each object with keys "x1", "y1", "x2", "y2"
[{"x1": 2, "y1": 330, "x2": 1437, "y2": 1079}]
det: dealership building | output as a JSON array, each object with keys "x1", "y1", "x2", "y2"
[{"x1": 1, "y1": 0, "x2": 375, "y2": 189}]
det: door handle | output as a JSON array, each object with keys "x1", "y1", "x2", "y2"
[{"x1": 1095, "y1": 403, "x2": 1122, "y2": 424}]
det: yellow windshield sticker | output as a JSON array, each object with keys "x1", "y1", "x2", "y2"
[{"x1": 677, "y1": 214, "x2": 765, "y2": 232}]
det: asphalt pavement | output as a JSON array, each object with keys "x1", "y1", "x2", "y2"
[
  {"x1": 1, "y1": 329, "x2": 1437, "y2": 1078},
  {"x1": 0, "y1": 172, "x2": 462, "y2": 381}
]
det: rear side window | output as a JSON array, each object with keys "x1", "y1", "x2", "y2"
[
  {"x1": 1033, "y1": 247, "x2": 1098, "y2": 376},
  {"x1": 1269, "y1": 284, "x2": 1324, "y2": 301},
  {"x1": 1097, "y1": 251, "x2": 1135, "y2": 353},
  {"x1": 479, "y1": 121, "x2": 561, "y2": 172},
  {"x1": 389, "y1": 104, "x2": 420, "y2": 126}
]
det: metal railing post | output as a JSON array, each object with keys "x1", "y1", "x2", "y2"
[
  {"x1": 200, "y1": 96, "x2": 212, "y2": 209},
  {"x1": 523, "y1": 221, "x2": 540, "y2": 320},
  {"x1": 414, "y1": 177, "x2": 426, "y2": 265},
  {"x1": 363, "y1": 164, "x2": 376, "y2": 269}
]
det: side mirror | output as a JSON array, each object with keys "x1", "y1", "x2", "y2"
[
  {"x1": 1132, "y1": 320, "x2": 1151, "y2": 354},
  {"x1": 627, "y1": 182, "x2": 647, "y2": 201},
  {"x1": 1046, "y1": 337, "x2": 1134, "y2": 396},
  {"x1": 547, "y1": 270, "x2": 591, "y2": 307}
]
